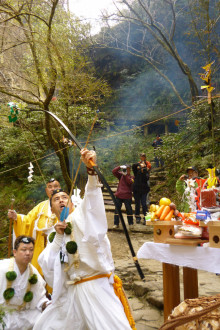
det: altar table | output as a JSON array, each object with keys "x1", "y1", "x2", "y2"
[{"x1": 137, "y1": 242, "x2": 220, "y2": 320}]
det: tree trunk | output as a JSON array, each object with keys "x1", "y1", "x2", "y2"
[{"x1": 44, "y1": 109, "x2": 72, "y2": 191}]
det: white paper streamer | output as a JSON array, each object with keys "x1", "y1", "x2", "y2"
[{"x1": 28, "y1": 162, "x2": 34, "y2": 182}]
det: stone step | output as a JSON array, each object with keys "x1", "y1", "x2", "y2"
[
  {"x1": 105, "y1": 204, "x2": 137, "y2": 213},
  {"x1": 104, "y1": 198, "x2": 136, "y2": 205},
  {"x1": 150, "y1": 175, "x2": 166, "y2": 181},
  {"x1": 102, "y1": 171, "x2": 166, "y2": 214},
  {"x1": 151, "y1": 166, "x2": 166, "y2": 172}
]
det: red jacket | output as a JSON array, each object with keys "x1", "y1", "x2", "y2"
[{"x1": 112, "y1": 166, "x2": 134, "y2": 199}]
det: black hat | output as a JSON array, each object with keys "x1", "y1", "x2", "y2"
[
  {"x1": 51, "y1": 188, "x2": 64, "y2": 197},
  {"x1": 186, "y1": 166, "x2": 198, "y2": 173}
]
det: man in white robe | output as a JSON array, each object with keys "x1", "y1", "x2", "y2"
[
  {"x1": 0, "y1": 235, "x2": 49, "y2": 330},
  {"x1": 33, "y1": 148, "x2": 132, "y2": 330}
]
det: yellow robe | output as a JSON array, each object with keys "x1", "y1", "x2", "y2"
[{"x1": 13, "y1": 200, "x2": 58, "y2": 275}]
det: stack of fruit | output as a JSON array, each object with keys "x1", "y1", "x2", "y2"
[{"x1": 146, "y1": 198, "x2": 183, "y2": 222}]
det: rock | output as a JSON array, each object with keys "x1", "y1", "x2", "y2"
[
  {"x1": 136, "y1": 322, "x2": 159, "y2": 330},
  {"x1": 133, "y1": 281, "x2": 151, "y2": 297},
  {"x1": 123, "y1": 283, "x2": 133, "y2": 290},
  {"x1": 147, "y1": 290, "x2": 164, "y2": 309},
  {"x1": 132, "y1": 310, "x2": 145, "y2": 321},
  {"x1": 142, "y1": 308, "x2": 161, "y2": 321},
  {"x1": 129, "y1": 297, "x2": 145, "y2": 310}
]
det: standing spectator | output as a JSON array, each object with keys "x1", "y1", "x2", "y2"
[
  {"x1": 112, "y1": 165, "x2": 134, "y2": 230},
  {"x1": 176, "y1": 166, "x2": 205, "y2": 212},
  {"x1": 132, "y1": 153, "x2": 151, "y2": 224},
  {"x1": 152, "y1": 135, "x2": 164, "y2": 168}
]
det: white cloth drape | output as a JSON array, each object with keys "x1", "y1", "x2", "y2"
[{"x1": 137, "y1": 242, "x2": 220, "y2": 273}]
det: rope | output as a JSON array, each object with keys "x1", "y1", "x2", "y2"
[
  {"x1": 20, "y1": 120, "x2": 46, "y2": 185},
  {"x1": 113, "y1": 275, "x2": 136, "y2": 330},
  {"x1": 0, "y1": 95, "x2": 219, "y2": 177},
  {"x1": 0, "y1": 145, "x2": 70, "y2": 175},
  {"x1": 89, "y1": 96, "x2": 220, "y2": 142}
]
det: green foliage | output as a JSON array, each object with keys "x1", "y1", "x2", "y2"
[
  {"x1": 186, "y1": 0, "x2": 220, "y2": 61},
  {"x1": 0, "y1": 306, "x2": 6, "y2": 330},
  {"x1": 160, "y1": 98, "x2": 220, "y2": 198},
  {"x1": 0, "y1": 0, "x2": 112, "y2": 193}
]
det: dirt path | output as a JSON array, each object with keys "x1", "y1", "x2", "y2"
[{"x1": 106, "y1": 211, "x2": 165, "y2": 329}]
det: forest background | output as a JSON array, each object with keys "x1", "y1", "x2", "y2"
[{"x1": 0, "y1": 0, "x2": 219, "y2": 256}]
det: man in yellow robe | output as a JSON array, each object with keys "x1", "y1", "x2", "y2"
[{"x1": 8, "y1": 178, "x2": 60, "y2": 275}]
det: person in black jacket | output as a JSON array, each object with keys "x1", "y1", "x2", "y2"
[{"x1": 132, "y1": 153, "x2": 151, "y2": 224}]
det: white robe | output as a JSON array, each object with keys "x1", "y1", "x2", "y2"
[
  {"x1": 34, "y1": 175, "x2": 131, "y2": 330},
  {"x1": 0, "y1": 259, "x2": 48, "y2": 330}
]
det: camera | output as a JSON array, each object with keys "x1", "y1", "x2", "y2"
[{"x1": 120, "y1": 165, "x2": 127, "y2": 175}]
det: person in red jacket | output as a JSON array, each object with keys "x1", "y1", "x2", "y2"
[{"x1": 112, "y1": 165, "x2": 134, "y2": 229}]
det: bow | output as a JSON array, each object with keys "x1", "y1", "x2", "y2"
[{"x1": 29, "y1": 108, "x2": 145, "y2": 281}]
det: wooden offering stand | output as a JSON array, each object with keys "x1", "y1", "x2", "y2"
[
  {"x1": 146, "y1": 220, "x2": 209, "y2": 246},
  {"x1": 146, "y1": 220, "x2": 182, "y2": 244},
  {"x1": 199, "y1": 220, "x2": 220, "y2": 248},
  {"x1": 146, "y1": 220, "x2": 209, "y2": 320}
]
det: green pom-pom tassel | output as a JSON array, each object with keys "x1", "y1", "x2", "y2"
[
  {"x1": 23, "y1": 291, "x2": 33, "y2": 302},
  {"x1": 64, "y1": 222, "x2": 72, "y2": 235},
  {"x1": 28, "y1": 274, "x2": 38, "y2": 284},
  {"x1": 3, "y1": 288, "x2": 15, "y2": 300},
  {"x1": 49, "y1": 231, "x2": 56, "y2": 243},
  {"x1": 6, "y1": 271, "x2": 17, "y2": 281},
  {"x1": 66, "y1": 241, "x2": 77, "y2": 254}
]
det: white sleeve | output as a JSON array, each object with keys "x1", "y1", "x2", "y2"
[{"x1": 73, "y1": 175, "x2": 107, "y2": 246}]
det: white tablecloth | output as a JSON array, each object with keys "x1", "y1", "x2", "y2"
[{"x1": 137, "y1": 242, "x2": 220, "y2": 273}]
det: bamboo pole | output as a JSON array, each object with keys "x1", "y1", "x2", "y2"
[{"x1": 8, "y1": 197, "x2": 15, "y2": 257}]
